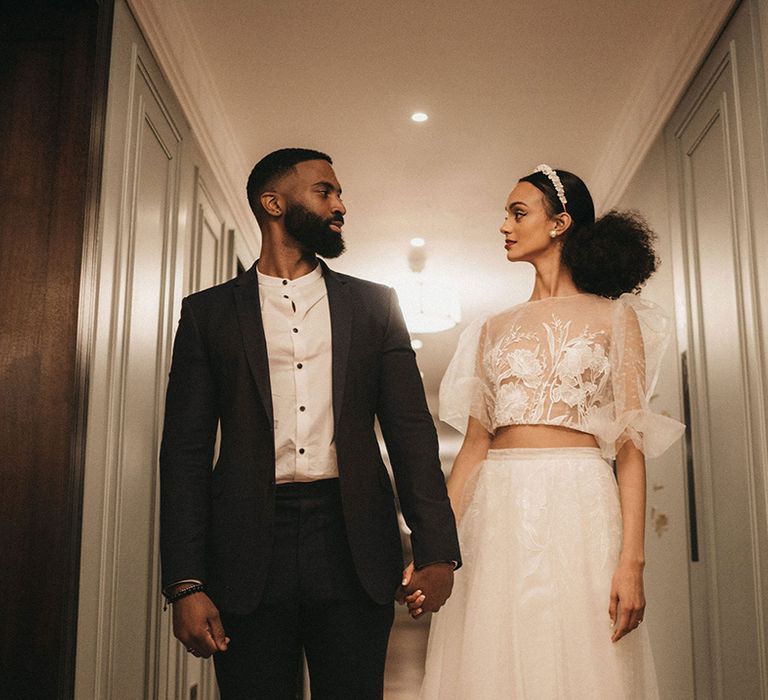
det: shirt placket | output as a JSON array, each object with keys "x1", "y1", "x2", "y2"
[{"x1": 290, "y1": 283, "x2": 310, "y2": 476}]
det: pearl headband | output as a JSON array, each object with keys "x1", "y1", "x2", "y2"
[{"x1": 535, "y1": 164, "x2": 567, "y2": 211}]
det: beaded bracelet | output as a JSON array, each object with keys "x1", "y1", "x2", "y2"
[{"x1": 163, "y1": 583, "x2": 205, "y2": 610}]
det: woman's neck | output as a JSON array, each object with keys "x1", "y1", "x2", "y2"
[{"x1": 529, "y1": 257, "x2": 580, "y2": 301}]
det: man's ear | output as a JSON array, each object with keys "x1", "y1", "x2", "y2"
[{"x1": 260, "y1": 192, "x2": 283, "y2": 217}]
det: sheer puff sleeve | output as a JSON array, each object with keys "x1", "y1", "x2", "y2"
[
  {"x1": 591, "y1": 294, "x2": 685, "y2": 459},
  {"x1": 439, "y1": 317, "x2": 493, "y2": 435}
]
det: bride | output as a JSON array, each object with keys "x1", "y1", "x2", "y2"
[{"x1": 404, "y1": 165, "x2": 685, "y2": 698}]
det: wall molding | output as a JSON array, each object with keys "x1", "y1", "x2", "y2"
[
  {"x1": 127, "y1": 0, "x2": 260, "y2": 256},
  {"x1": 591, "y1": 0, "x2": 738, "y2": 209}
]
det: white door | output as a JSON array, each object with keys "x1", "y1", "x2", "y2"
[{"x1": 665, "y1": 1, "x2": 768, "y2": 697}]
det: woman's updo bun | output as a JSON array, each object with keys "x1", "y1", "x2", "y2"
[
  {"x1": 562, "y1": 210, "x2": 658, "y2": 299},
  {"x1": 520, "y1": 168, "x2": 659, "y2": 299}
]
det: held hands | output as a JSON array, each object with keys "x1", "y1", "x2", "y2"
[
  {"x1": 172, "y1": 590, "x2": 230, "y2": 658},
  {"x1": 396, "y1": 561, "x2": 454, "y2": 619},
  {"x1": 609, "y1": 559, "x2": 646, "y2": 642}
]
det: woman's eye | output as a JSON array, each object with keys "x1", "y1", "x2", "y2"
[{"x1": 514, "y1": 211, "x2": 524, "y2": 221}]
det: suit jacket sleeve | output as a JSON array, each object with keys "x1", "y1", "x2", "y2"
[
  {"x1": 376, "y1": 288, "x2": 462, "y2": 569},
  {"x1": 159, "y1": 297, "x2": 219, "y2": 588}
]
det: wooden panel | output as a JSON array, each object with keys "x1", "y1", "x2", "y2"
[
  {"x1": 110, "y1": 63, "x2": 183, "y2": 695},
  {"x1": 0, "y1": 2, "x2": 113, "y2": 697}
]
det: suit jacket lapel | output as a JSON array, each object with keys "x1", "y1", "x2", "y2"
[
  {"x1": 321, "y1": 260, "x2": 352, "y2": 437},
  {"x1": 233, "y1": 264, "x2": 274, "y2": 428}
]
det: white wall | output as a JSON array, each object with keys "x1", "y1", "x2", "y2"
[
  {"x1": 75, "y1": 2, "x2": 249, "y2": 697},
  {"x1": 617, "y1": 137, "x2": 695, "y2": 700}
]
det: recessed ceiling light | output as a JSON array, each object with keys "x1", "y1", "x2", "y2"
[
  {"x1": 411, "y1": 112, "x2": 428, "y2": 123},
  {"x1": 412, "y1": 338, "x2": 424, "y2": 350},
  {"x1": 410, "y1": 237, "x2": 426, "y2": 247}
]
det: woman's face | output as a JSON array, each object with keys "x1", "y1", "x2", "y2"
[{"x1": 499, "y1": 181, "x2": 558, "y2": 263}]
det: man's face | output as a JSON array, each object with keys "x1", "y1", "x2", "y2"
[{"x1": 281, "y1": 160, "x2": 347, "y2": 258}]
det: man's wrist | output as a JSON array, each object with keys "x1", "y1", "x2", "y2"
[
  {"x1": 164, "y1": 579, "x2": 204, "y2": 597},
  {"x1": 162, "y1": 581, "x2": 206, "y2": 610},
  {"x1": 416, "y1": 560, "x2": 457, "y2": 570}
]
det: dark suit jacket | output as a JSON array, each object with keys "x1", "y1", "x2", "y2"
[{"x1": 159, "y1": 260, "x2": 461, "y2": 614}]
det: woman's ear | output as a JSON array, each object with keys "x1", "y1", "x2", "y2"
[
  {"x1": 554, "y1": 212, "x2": 573, "y2": 235},
  {"x1": 260, "y1": 192, "x2": 283, "y2": 217}
]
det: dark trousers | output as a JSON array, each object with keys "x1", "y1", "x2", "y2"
[{"x1": 213, "y1": 478, "x2": 395, "y2": 699}]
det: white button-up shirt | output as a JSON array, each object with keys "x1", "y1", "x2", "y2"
[{"x1": 257, "y1": 264, "x2": 338, "y2": 483}]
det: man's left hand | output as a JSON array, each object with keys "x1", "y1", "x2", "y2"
[{"x1": 398, "y1": 562, "x2": 454, "y2": 618}]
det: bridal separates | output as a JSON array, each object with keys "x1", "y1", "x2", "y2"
[
  {"x1": 424, "y1": 293, "x2": 684, "y2": 698},
  {"x1": 420, "y1": 447, "x2": 659, "y2": 699}
]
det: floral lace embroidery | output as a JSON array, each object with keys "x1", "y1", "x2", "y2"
[
  {"x1": 439, "y1": 292, "x2": 686, "y2": 459},
  {"x1": 483, "y1": 315, "x2": 611, "y2": 429}
]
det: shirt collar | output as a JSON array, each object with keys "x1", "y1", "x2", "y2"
[{"x1": 256, "y1": 262, "x2": 323, "y2": 288}]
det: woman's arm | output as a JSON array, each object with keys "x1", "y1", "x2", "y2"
[
  {"x1": 446, "y1": 417, "x2": 492, "y2": 524},
  {"x1": 400, "y1": 416, "x2": 491, "y2": 617},
  {"x1": 610, "y1": 439, "x2": 647, "y2": 642}
]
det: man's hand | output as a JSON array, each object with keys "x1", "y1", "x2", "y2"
[
  {"x1": 172, "y1": 591, "x2": 230, "y2": 658},
  {"x1": 397, "y1": 562, "x2": 454, "y2": 619}
]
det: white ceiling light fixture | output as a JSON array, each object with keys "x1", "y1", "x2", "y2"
[
  {"x1": 411, "y1": 112, "x2": 429, "y2": 123},
  {"x1": 395, "y1": 239, "x2": 461, "y2": 334}
]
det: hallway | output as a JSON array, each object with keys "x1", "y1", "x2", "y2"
[{"x1": 5, "y1": 0, "x2": 768, "y2": 698}]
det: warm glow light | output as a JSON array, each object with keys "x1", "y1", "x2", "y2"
[
  {"x1": 411, "y1": 338, "x2": 424, "y2": 350},
  {"x1": 394, "y1": 273, "x2": 462, "y2": 334},
  {"x1": 411, "y1": 112, "x2": 429, "y2": 122},
  {"x1": 410, "y1": 237, "x2": 425, "y2": 247}
]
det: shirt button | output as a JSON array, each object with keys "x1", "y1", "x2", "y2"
[
  {"x1": 297, "y1": 363, "x2": 303, "y2": 369},
  {"x1": 283, "y1": 295, "x2": 289, "y2": 299},
  {"x1": 299, "y1": 448, "x2": 305, "y2": 454},
  {"x1": 299, "y1": 406, "x2": 306, "y2": 412},
  {"x1": 282, "y1": 280, "x2": 288, "y2": 285},
  {"x1": 292, "y1": 328, "x2": 299, "y2": 333}
]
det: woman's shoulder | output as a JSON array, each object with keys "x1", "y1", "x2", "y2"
[{"x1": 481, "y1": 302, "x2": 531, "y2": 337}]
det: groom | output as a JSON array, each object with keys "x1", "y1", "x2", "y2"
[{"x1": 159, "y1": 148, "x2": 461, "y2": 698}]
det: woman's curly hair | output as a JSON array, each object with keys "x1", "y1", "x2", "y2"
[
  {"x1": 562, "y1": 210, "x2": 658, "y2": 298},
  {"x1": 519, "y1": 169, "x2": 659, "y2": 298}
]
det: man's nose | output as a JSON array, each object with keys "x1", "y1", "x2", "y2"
[{"x1": 333, "y1": 196, "x2": 346, "y2": 216}]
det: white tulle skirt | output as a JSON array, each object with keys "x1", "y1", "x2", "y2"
[{"x1": 420, "y1": 447, "x2": 659, "y2": 699}]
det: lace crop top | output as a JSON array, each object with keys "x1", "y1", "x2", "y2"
[{"x1": 439, "y1": 293, "x2": 685, "y2": 459}]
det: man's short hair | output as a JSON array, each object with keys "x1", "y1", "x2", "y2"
[{"x1": 246, "y1": 148, "x2": 332, "y2": 217}]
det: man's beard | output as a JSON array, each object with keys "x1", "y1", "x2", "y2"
[{"x1": 284, "y1": 203, "x2": 345, "y2": 258}]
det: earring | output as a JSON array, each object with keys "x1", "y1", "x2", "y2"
[{"x1": 549, "y1": 229, "x2": 557, "y2": 239}]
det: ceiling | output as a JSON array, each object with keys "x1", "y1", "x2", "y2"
[{"x1": 134, "y1": 0, "x2": 730, "y2": 416}]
